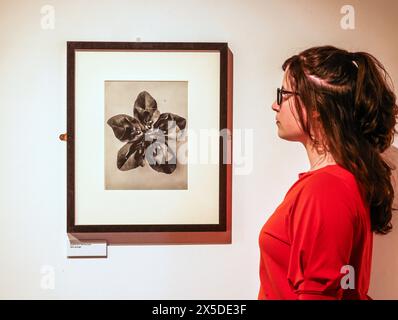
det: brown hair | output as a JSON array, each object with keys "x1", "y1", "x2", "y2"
[{"x1": 282, "y1": 45, "x2": 398, "y2": 234}]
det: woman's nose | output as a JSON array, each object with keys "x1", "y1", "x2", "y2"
[{"x1": 271, "y1": 100, "x2": 280, "y2": 112}]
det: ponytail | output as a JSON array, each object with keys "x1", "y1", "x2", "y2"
[
  {"x1": 350, "y1": 51, "x2": 398, "y2": 233},
  {"x1": 352, "y1": 52, "x2": 397, "y2": 153}
]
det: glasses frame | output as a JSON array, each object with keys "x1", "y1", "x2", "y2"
[{"x1": 277, "y1": 86, "x2": 300, "y2": 106}]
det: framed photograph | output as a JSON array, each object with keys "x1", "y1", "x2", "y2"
[{"x1": 66, "y1": 41, "x2": 233, "y2": 244}]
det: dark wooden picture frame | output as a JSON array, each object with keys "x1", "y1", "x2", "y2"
[{"x1": 66, "y1": 41, "x2": 233, "y2": 245}]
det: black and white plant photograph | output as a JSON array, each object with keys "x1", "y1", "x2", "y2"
[{"x1": 105, "y1": 81, "x2": 188, "y2": 190}]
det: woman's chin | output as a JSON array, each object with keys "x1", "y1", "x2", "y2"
[{"x1": 277, "y1": 130, "x2": 298, "y2": 142}]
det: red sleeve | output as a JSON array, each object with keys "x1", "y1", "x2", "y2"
[{"x1": 286, "y1": 173, "x2": 357, "y2": 300}]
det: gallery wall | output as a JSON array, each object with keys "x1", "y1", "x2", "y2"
[{"x1": 1, "y1": 0, "x2": 398, "y2": 299}]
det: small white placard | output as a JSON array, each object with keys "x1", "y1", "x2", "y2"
[{"x1": 67, "y1": 240, "x2": 107, "y2": 258}]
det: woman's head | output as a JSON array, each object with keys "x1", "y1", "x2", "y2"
[
  {"x1": 275, "y1": 45, "x2": 398, "y2": 234},
  {"x1": 272, "y1": 66, "x2": 309, "y2": 143}
]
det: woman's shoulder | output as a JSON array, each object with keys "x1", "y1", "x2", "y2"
[
  {"x1": 292, "y1": 165, "x2": 363, "y2": 222},
  {"x1": 285, "y1": 164, "x2": 353, "y2": 200},
  {"x1": 299, "y1": 164, "x2": 357, "y2": 192},
  {"x1": 296, "y1": 164, "x2": 362, "y2": 207}
]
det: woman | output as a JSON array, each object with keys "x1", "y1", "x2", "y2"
[{"x1": 258, "y1": 45, "x2": 398, "y2": 300}]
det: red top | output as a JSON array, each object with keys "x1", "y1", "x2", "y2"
[{"x1": 258, "y1": 164, "x2": 373, "y2": 300}]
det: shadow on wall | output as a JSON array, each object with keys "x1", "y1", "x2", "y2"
[{"x1": 369, "y1": 145, "x2": 398, "y2": 299}]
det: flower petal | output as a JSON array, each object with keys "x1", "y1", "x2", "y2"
[
  {"x1": 133, "y1": 91, "x2": 160, "y2": 126},
  {"x1": 153, "y1": 112, "x2": 186, "y2": 132},
  {"x1": 116, "y1": 141, "x2": 145, "y2": 171},
  {"x1": 107, "y1": 114, "x2": 144, "y2": 142},
  {"x1": 145, "y1": 141, "x2": 177, "y2": 174}
]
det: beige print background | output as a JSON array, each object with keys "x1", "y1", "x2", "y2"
[{"x1": 105, "y1": 81, "x2": 188, "y2": 190}]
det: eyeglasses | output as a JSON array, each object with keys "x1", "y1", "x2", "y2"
[{"x1": 277, "y1": 86, "x2": 300, "y2": 106}]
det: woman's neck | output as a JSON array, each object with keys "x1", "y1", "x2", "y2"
[{"x1": 304, "y1": 139, "x2": 336, "y2": 171}]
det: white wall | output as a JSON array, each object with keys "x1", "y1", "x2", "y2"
[{"x1": 1, "y1": 0, "x2": 397, "y2": 299}]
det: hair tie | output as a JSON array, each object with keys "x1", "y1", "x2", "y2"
[{"x1": 350, "y1": 52, "x2": 359, "y2": 68}]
